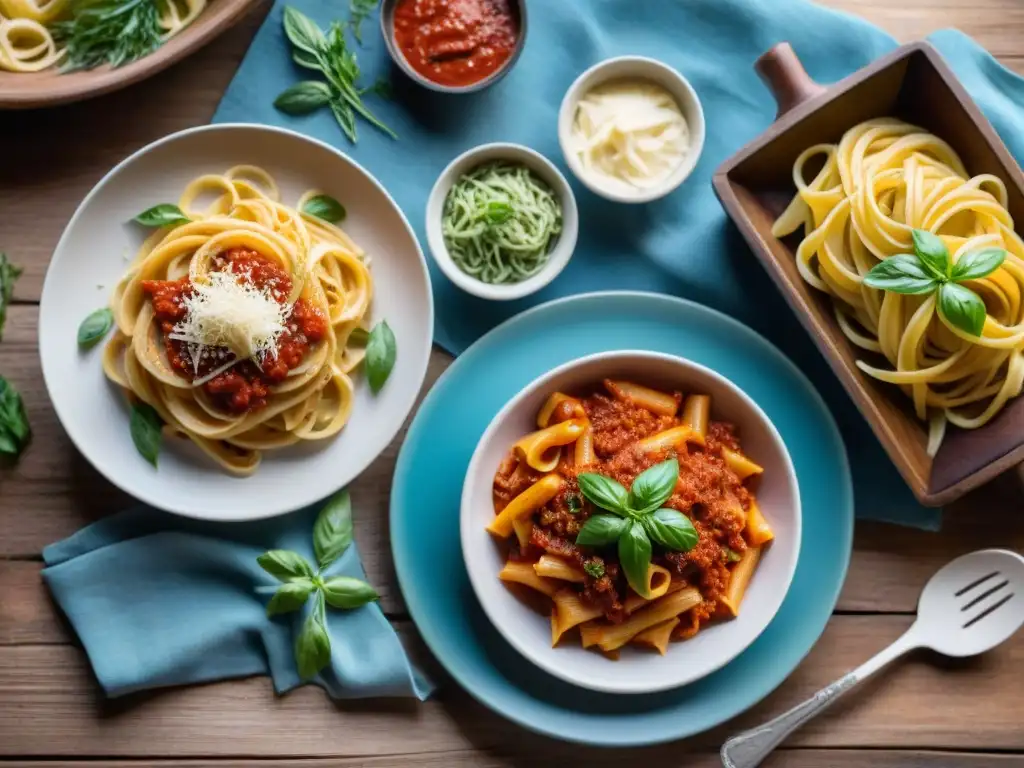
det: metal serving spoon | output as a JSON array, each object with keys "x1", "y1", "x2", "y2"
[{"x1": 721, "y1": 548, "x2": 1024, "y2": 768}]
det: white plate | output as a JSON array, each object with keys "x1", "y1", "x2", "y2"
[
  {"x1": 39, "y1": 124, "x2": 434, "y2": 522},
  {"x1": 460, "y1": 350, "x2": 801, "y2": 694}
]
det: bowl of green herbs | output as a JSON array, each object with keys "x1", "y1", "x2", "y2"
[
  {"x1": 426, "y1": 143, "x2": 579, "y2": 301},
  {"x1": 0, "y1": 0, "x2": 259, "y2": 109}
]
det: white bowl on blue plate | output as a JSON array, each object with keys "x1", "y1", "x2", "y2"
[{"x1": 460, "y1": 349, "x2": 801, "y2": 694}]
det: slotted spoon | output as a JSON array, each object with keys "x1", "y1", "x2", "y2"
[{"x1": 721, "y1": 548, "x2": 1024, "y2": 768}]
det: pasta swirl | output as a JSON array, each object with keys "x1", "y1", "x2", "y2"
[
  {"x1": 103, "y1": 166, "x2": 373, "y2": 476},
  {"x1": 774, "y1": 118, "x2": 1024, "y2": 453}
]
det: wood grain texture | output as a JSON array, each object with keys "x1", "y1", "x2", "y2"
[{"x1": 4, "y1": 1, "x2": 1024, "y2": 766}]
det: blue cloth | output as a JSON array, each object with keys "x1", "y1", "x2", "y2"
[
  {"x1": 215, "y1": 0, "x2": 1024, "y2": 529},
  {"x1": 42, "y1": 506, "x2": 433, "y2": 700}
]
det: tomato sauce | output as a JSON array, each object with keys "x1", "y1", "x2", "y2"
[
  {"x1": 393, "y1": 0, "x2": 519, "y2": 88},
  {"x1": 141, "y1": 248, "x2": 326, "y2": 415},
  {"x1": 492, "y1": 387, "x2": 755, "y2": 634}
]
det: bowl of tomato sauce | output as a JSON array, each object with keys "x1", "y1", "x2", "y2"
[{"x1": 381, "y1": 0, "x2": 527, "y2": 93}]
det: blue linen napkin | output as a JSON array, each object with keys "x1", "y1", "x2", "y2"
[
  {"x1": 42, "y1": 505, "x2": 433, "y2": 700},
  {"x1": 215, "y1": 0, "x2": 1024, "y2": 530}
]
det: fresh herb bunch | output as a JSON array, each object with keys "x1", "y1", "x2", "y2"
[
  {"x1": 0, "y1": 376, "x2": 30, "y2": 459},
  {"x1": 257, "y1": 490, "x2": 379, "y2": 680},
  {"x1": 574, "y1": 458, "x2": 698, "y2": 597},
  {"x1": 275, "y1": 6, "x2": 396, "y2": 144},
  {"x1": 863, "y1": 229, "x2": 1005, "y2": 337},
  {"x1": 52, "y1": 0, "x2": 165, "y2": 72},
  {"x1": 0, "y1": 253, "x2": 23, "y2": 341}
]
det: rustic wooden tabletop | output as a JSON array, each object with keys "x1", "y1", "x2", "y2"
[{"x1": 3, "y1": 1, "x2": 1024, "y2": 766}]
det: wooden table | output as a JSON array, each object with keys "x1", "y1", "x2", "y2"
[{"x1": 3, "y1": 2, "x2": 1024, "y2": 765}]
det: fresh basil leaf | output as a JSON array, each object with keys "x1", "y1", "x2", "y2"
[
  {"x1": 293, "y1": 47, "x2": 323, "y2": 71},
  {"x1": 257, "y1": 549, "x2": 316, "y2": 582},
  {"x1": 483, "y1": 201, "x2": 513, "y2": 225},
  {"x1": 321, "y1": 575, "x2": 378, "y2": 609},
  {"x1": 77, "y1": 307, "x2": 113, "y2": 348},
  {"x1": 0, "y1": 376, "x2": 30, "y2": 451},
  {"x1": 302, "y1": 194, "x2": 347, "y2": 223},
  {"x1": 911, "y1": 229, "x2": 951, "y2": 279},
  {"x1": 129, "y1": 401, "x2": 162, "y2": 467},
  {"x1": 348, "y1": 327, "x2": 369, "y2": 345},
  {"x1": 266, "y1": 578, "x2": 316, "y2": 616},
  {"x1": 951, "y1": 247, "x2": 1006, "y2": 283},
  {"x1": 939, "y1": 281, "x2": 987, "y2": 337},
  {"x1": 577, "y1": 473, "x2": 629, "y2": 515},
  {"x1": 862, "y1": 254, "x2": 941, "y2": 295},
  {"x1": 575, "y1": 514, "x2": 628, "y2": 547},
  {"x1": 283, "y1": 6, "x2": 328, "y2": 55},
  {"x1": 274, "y1": 81, "x2": 333, "y2": 115},
  {"x1": 643, "y1": 508, "x2": 699, "y2": 552},
  {"x1": 618, "y1": 520, "x2": 653, "y2": 598},
  {"x1": 330, "y1": 99, "x2": 358, "y2": 143},
  {"x1": 365, "y1": 320, "x2": 396, "y2": 394},
  {"x1": 627, "y1": 458, "x2": 679, "y2": 514},
  {"x1": 313, "y1": 489, "x2": 354, "y2": 569},
  {"x1": 134, "y1": 204, "x2": 190, "y2": 228},
  {"x1": 294, "y1": 598, "x2": 332, "y2": 680},
  {"x1": 566, "y1": 493, "x2": 582, "y2": 514},
  {"x1": 583, "y1": 560, "x2": 605, "y2": 579},
  {"x1": 0, "y1": 253, "x2": 22, "y2": 342}
]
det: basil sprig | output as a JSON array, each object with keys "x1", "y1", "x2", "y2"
[
  {"x1": 256, "y1": 490, "x2": 379, "y2": 680},
  {"x1": 77, "y1": 307, "x2": 113, "y2": 348},
  {"x1": 277, "y1": 6, "x2": 396, "y2": 145},
  {"x1": 301, "y1": 194, "x2": 347, "y2": 224},
  {"x1": 863, "y1": 229, "x2": 1005, "y2": 337},
  {"x1": 365, "y1": 320, "x2": 396, "y2": 394},
  {"x1": 0, "y1": 376, "x2": 30, "y2": 460},
  {"x1": 575, "y1": 458, "x2": 697, "y2": 597},
  {"x1": 0, "y1": 252, "x2": 22, "y2": 342},
  {"x1": 134, "y1": 204, "x2": 191, "y2": 228}
]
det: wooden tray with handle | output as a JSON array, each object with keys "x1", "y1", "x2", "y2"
[
  {"x1": 0, "y1": 0, "x2": 262, "y2": 109},
  {"x1": 713, "y1": 41, "x2": 1024, "y2": 507}
]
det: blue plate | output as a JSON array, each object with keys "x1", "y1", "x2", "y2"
[{"x1": 390, "y1": 292, "x2": 853, "y2": 746}]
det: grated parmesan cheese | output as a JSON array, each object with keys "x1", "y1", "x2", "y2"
[{"x1": 167, "y1": 270, "x2": 291, "y2": 379}]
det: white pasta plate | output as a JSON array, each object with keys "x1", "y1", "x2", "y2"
[
  {"x1": 39, "y1": 124, "x2": 433, "y2": 521},
  {"x1": 460, "y1": 351, "x2": 801, "y2": 694}
]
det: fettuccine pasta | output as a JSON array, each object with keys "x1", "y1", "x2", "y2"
[
  {"x1": 773, "y1": 118, "x2": 1024, "y2": 453},
  {"x1": 103, "y1": 166, "x2": 373, "y2": 476}
]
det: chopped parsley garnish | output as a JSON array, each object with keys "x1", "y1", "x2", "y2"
[
  {"x1": 583, "y1": 560, "x2": 605, "y2": 579},
  {"x1": 724, "y1": 547, "x2": 743, "y2": 563}
]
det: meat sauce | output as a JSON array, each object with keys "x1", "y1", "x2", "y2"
[
  {"x1": 493, "y1": 390, "x2": 754, "y2": 637},
  {"x1": 393, "y1": 0, "x2": 519, "y2": 88},
  {"x1": 141, "y1": 248, "x2": 326, "y2": 414}
]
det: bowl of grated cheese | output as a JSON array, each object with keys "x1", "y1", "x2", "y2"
[{"x1": 558, "y1": 56, "x2": 705, "y2": 204}]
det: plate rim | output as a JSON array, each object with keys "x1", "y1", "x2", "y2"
[
  {"x1": 390, "y1": 290, "x2": 853, "y2": 746},
  {"x1": 38, "y1": 122, "x2": 435, "y2": 522}
]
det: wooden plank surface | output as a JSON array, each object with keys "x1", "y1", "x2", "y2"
[{"x1": 3, "y1": 0, "x2": 1024, "y2": 766}]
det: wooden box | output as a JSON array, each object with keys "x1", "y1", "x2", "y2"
[{"x1": 713, "y1": 41, "x2": 1024, "y2": 506}]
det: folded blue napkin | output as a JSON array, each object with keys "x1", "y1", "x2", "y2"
[
  {"x1": 43, "y1": 505, "x2": 433, "y2": 700},
  {"x1": 216, "y1": 0, "x2": 1024, "y2": 531}
]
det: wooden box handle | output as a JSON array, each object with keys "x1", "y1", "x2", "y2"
[{"x1": 755, "y1": 42, "x2": 827, "y2": 119}]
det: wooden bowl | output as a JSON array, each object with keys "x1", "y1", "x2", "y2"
[
  {"x1": 713, "y1": 41, "x2": 1024, "y2": 507},
  {"x1": 0, "y1": 0, "x2": 261, "y2": 110}
]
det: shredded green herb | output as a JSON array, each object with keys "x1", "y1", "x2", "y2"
[
  {"x1": 583, "y1": 560, "x2": 605, "y2": 579},
  {"x1": 52, "y1": 0, "x2": 165, "y2": 72},
  {"x1": 442, "y1": 162, "x2": 563, "y2": 285}
]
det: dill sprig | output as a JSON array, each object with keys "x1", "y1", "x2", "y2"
[{"x1": 51, "y1": 0, "x2": 164, "y2": 72}]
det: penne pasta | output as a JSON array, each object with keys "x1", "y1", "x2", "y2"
[
  {"x1": 638, "y1": 424, "x2": 703, "y2": 452},
  {"x1": 534, "y1": 555, "x2": 585, "y2": 583},
  {"x1": 643, "y1": 563, "x2": 673, "y2": 600},
  {"x1": 574, "y1": 420, "x2": 596, "y2": 466},
  {"x1": 512, "y1": 516, "x2": 534, "y2": 550},
  {"x1": 632, "y1": 617, "x2": 680, "y2": 655},
  {"x1": 746, "y1": 501, "x2": 775, "y2": 547},
  {"x1": 681, "y1": 394, "x2": 710, "y2": 441},
  {"x1": 551, "y1": 588, "x2": 605, "y2": 645},
  {"x1": 720, "y1": 546, "x2": 761, "y2": 617},
  {"x1": 536, "y1": 392, "x2": 586, "y2": 428},
  {"x1": 499, "y1": 560, "x2": 559, "y2": 597},
  {"x1": 581, "y1": 587, "x2": 703, "y2": 652},
  {"x1": 513, "y1": 419, "x2": 586, "y2": 472},
  {"x1": 722, "y1": 447, "x2": 764, "y2": 480},
  {"x1": 604, "y1": 379, "x2": 680, "y2": 416},
  {"x1": 487, "y1": 474, "x2": 564, "y2": 538}
]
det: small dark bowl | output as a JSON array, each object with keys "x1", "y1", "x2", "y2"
[{"x1": 379, "y1": 0, "x2": 528, "y2": 94}]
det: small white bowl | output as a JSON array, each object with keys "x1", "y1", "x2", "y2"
[
  {"x1": 425, "y1": 143, "x2": 579, "y2": 301},
  {"x1": 558, "y1": 56, "x2": 706, "y2": 204},
  {"x1": 460, "y1": 351, "x2": 801, "y2": 694}
]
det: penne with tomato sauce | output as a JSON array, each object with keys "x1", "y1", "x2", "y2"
[{"x1": 488, "y1": 380, "x2": 773, "y2": 659}]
